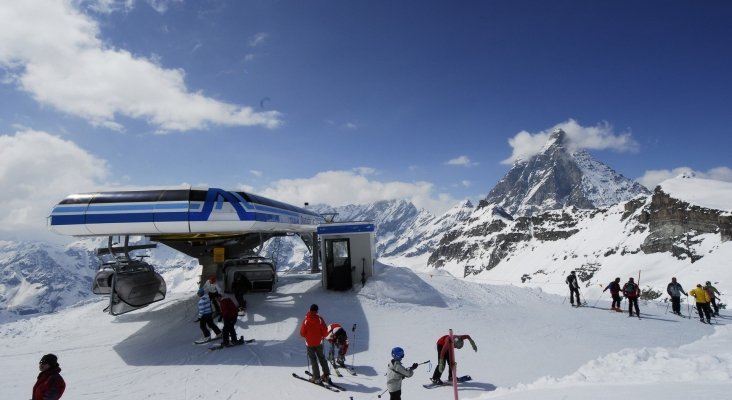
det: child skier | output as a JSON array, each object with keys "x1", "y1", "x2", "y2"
[{"x1": 386, "y1": 347, "x2": 418, "y2": 400}]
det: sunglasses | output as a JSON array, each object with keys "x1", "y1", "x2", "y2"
[{"x1": 39, "y1": 361, "x2": 48, "y2": 365}]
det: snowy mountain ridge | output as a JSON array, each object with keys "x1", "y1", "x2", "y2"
[{"x1": 483, "y1": 129, "x2": 650, "y2": 217}]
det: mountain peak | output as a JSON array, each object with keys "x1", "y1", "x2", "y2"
[{"x1": 482, "y1": 134, "x2": 649, "y2": 216}]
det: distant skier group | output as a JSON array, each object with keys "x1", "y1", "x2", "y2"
[
  {"x1": 195, "y1": 275, "x2": 251, "y2": 347},
  {"x1": 568, "y1": 271, "x2": 725, "y2": 323}
]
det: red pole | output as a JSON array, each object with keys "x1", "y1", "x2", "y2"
[{"x1": 448, "y1": 329, "x2": 459, "y2": 400}]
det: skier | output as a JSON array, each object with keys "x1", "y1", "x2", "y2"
[
  {"x1": 231, "y1": 274, "x2": 251, "y2": 314},
  {"x1": 33, "y1": 353, "x2": 65, "y2": 400},
  {"x1": 430, "y1": 334, "x2": 477, "y2": 385},
  {"x1": 666, "y1": 277, "x2": 688, "y2": 316},
  {"x1": 603, "y1": 277, "x2": 623, "y2": 312},
  {"x1": 203, "y1": 275, "x2": 222, "y2": 319},
  {"x1": 386, "y1": 347, "x2": 418, "y2": 400},
  {"x1": 622, "y1": 277, "x2": 641, "y2": 317},
  {"x1": 325, "y1": 322, "x2": 349, "y2": 367},
  {"x1": 690, "y1": 284, "x2": 713, "y2": 323},
  {"x1": 299, "y1": 304, "x2": 331, "y2": 384},
  {"x1": 565, "y1": 271, "x2": 581, "y2": 306},
  {"x1": 219, "y1": 294, "x2": 241, "y2": 346},
  {"x1": 704, "y1": 281, "x2": 721, "y2": 317},
  {"x1": 196, "y1": 288, "x2": 221, "y2": 342}
]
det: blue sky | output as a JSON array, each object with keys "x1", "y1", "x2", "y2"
[{"x1": 1, "y1": 0, "x2": 731, "y2": 240}]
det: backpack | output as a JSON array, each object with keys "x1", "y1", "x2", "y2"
[{"x1": 624, "y1": 282, "x2": 637, "y2": 296}]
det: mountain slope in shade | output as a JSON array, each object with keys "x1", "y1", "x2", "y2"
[{"x1": 483, "y1": 129, "x2": 649, "y2": 217}]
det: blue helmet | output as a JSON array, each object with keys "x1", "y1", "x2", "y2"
[{"x1": 391, "y1": 347, "x2": 404, "y2": 361}]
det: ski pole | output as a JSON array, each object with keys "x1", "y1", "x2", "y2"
[
  {"x1": 351, "y1": 323, "x2": 357, "y2": 366},
  {"x1": 592, "y1": 291, "x2": 604, "y2": 308},
  {"x1": 377, "y1": 388, "x2": 388, "y2": 398},
  {"x1": 665, "y1": 299, "x2": 670, "y2": 314}
]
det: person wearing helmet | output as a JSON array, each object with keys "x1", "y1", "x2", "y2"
[
  {"x1": 690, "y1": 284, "x2": 713, "y2": 323},
  {"x1": 703, "y1": 281, "x2": 721, "y2": 317},
  {"x1": 195, "y1": 287, "x2": 221, "y2": 343},
  {"x1": 430, "y1": 334, "x2": 477, "y2": 385},
  {"x1": 386, "y1": 347, "x2": 418, "y2": 400}
]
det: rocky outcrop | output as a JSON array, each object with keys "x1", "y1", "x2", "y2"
[{"x1": 640, "y1": 187, "x2": 729, "y2": 262}]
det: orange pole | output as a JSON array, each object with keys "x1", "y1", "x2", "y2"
[{"x1": 448, "y1": 329, "x2": 459, "y2": 400}]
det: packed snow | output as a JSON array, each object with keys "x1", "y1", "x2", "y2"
[
  {"x1": 1, "y1": 262, "x2": 730, "y2": 399},
  {"x1": 661, "y1": 175, "x2": 732, "y2": 213}
]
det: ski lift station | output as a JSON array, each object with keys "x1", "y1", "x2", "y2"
[{"x1": 48, "y1": 186, "x2": 376, "y2": 315}]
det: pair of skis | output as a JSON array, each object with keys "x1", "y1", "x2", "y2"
[
  {"x1": 422, "y1": 375, "x2": 472, "y2": 389},
  {"x1": 208, "y1": 337, "x2": 255, "y2": 351},
  {"x1": 292, "y1": 371, "x2": 346, "y2": 392}
]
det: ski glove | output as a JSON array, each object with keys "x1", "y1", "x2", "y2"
[{"x1": 410, "y1": 363, "x2": 418, "y2": 370}]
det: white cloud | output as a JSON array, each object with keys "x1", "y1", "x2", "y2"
[
  {"x1": 0, "y1": 129, "x2": 109, "y2": 240},
  {"x1": 0, "y1": 1, "x2": 281, "y2": 132},
  {"x1": 445, "y1": 155, "x2": 478, "y2": 167},
  {"x1": 249, "y1": 170, "x2": 262, "y2": 177},
  {"x1": 343, "y1": 122, "x2": 358, "y2": 130},
  {"x1": 637, "y1": 166, "x2": 732, "y2": 189},
  {"x1": 502, "y1": 119, "x2": 639, "y2": 164},
  {"x1": 461, "y1": 180, "x2": 471, "y2": 188},
  {"x1": 248, "y1": 32, "x2": 269, "y2": 47},
  {"x1": 258, "y1": 170, "x2": 458, "y2": 215}
]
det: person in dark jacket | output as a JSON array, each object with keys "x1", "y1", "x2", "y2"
[
  {"x1": 704, "y1": 281, "x2": 721, "y2": 317},
  {"x1": 666, "y1": 277, "x2": 688, "y2": 315},
  {"x1": 231, "y1": 274, "x2": 251, "y2": 314},
  {"x1": 622, "y1": 277, "x2": 641, "y2": 317},
  {"x1": 565, "y1": 271, "x2": 581, "y2": 306},
  {"x1": 430, "y1": 334, "x2": 477, "y2": 384},
  {"x1": 219, "y1": 295, "x2": 241, "y2": 346},
  {"x1": 603, "y1": 277, "x2": 623, "y2": 312},
  {"x1": 299, "y1": 304, "x2": 331, "y2": 384},
  {"x1": 33, "y1": 353, "x2": 65, "y2": 400}
]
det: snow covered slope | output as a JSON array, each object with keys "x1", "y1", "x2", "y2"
[{"x1": 1, "y1": 263, "x2": 730, "y2": 399}]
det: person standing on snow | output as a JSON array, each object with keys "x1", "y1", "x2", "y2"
[
  {"x1": 690, "y1": 284, "x2": 713, "y2": 323},
  {"x1": 666, "y1": 277, "x2": 688, "y2": 316},
  {"x1": 299, "y1": 304, "x2": 331, "y2": 384},
  {"x1": 565, "y1": 271, "x2": 582, "y2": 306},
  {"x1": 622, "y1": 277, "x2": 641, "y2": 317},
  {"x1": 219, "y1": 294, "x2": 241, "y2": 346},
  {"x1": 196, "y1": 288, "x2": 221, "y2": 342},
  {"x1": 430, "y1": 334, "x2": 477, "y2": 385},
  {"x1": 203, "y1": 275, "x2": 222, "y2": 319},
  {"x1": 603, "y1": 277, "x2": 623, "y2": 312},
  {"x1": 33, "y1": 353, "x2": 65, "y2": 400},
  {"x1": 325, "y1": 322, "x2": 349, "y2": 367},
  {"x1": 231, "y1": 274, "x2": 251, "y2": 314},
  {"x1": 386, "y1": 347, "x2": 418, "y2": 400},
  {"x1": 704, "y1": 281, "x2": 721, "y2": 317}
]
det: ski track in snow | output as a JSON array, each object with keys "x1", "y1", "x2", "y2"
[{"x1": 1, "y1": 264, "x2": 731, "y2": 399}]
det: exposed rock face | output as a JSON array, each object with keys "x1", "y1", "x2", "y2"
[
  {"x1": 482, "y1": 129, "x2": 649, "y2": 217},
  {"x1": 640, "y1": 187, "x2": 730, "y2": 261}
]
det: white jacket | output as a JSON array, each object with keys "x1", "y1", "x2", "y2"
[{"x1": 386, "y1": 360, "x2": 413, "y2": 392}]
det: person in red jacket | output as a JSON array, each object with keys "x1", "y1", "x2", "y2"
[
  {"x1": 33, "y1": 353, "x2": 65, "y2": 400},
  {"x1": 219, "y1": 295, "x2": 241, "y2": 346},
  {"x1": 430, "y1": 334, "x2": 477, "y2": 385},
  {"x1": 299, "y1": 304, "x2": 331, "y2": 384}
]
